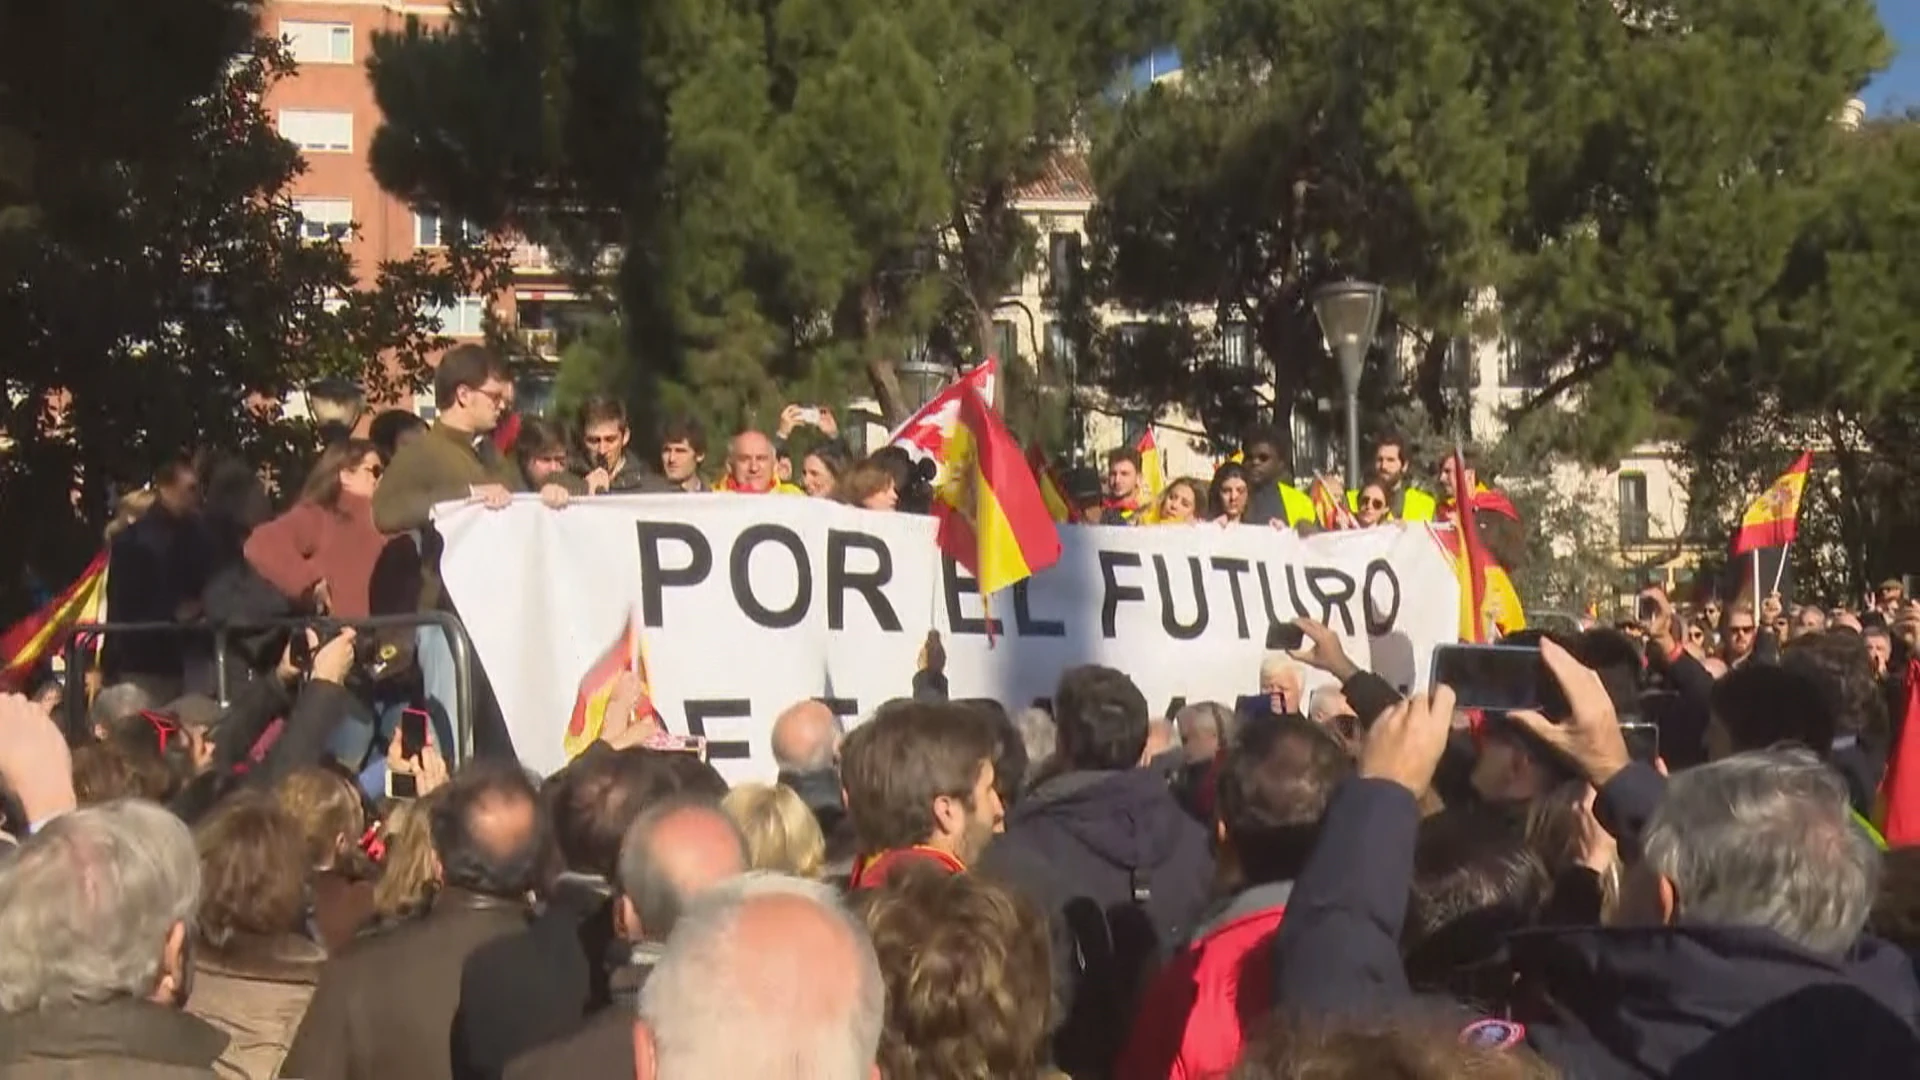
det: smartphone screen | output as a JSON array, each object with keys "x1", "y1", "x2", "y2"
[
  {"x1": 1265, "y1": 622, "x2": 1305, "y2": 651},
  {"x1": 1636, "y1": 596, "x2": 1659, "y2": 623},
  {"x1": 1429, "y1": 644, "x2": 1566, "y2": 714},
  {"x1": 399, "y1": 708, "x2": 431, "y2": 760},
  {"x1": 1620, "y1": 721, "x2": 1661, "y2": 763}
]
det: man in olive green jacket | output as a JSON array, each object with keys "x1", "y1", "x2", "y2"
[{"x1": 371, "y1": 345, "x2": 568, "y2": 760}]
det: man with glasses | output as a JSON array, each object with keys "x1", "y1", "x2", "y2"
[
  {"x1": 374, "y1": 345, "x2": 571, "y2": 759},
  {"x1": 1722, "y1": 604, "x2": 1763, "y2": 669},
  {"x1": 1237, "y1": 427, "x2": 1319, "y2": 529}
]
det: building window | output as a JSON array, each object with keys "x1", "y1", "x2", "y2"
[
  {"x1": 1443, "y1": 337, "x2": 1474, "y2": 389},
  {"x1": 1498, "y1": 337, "x2": 1538, "y2": 389},
  {"x1": 414, "y1": 210, "x2": 481, "y2": 249},
  {"x1": 1044, "y1": 321, "x2": 1076, "y2": 378},
  {"x1": 278, "y1": 110, "x2": 352, "y2": 153},
  {"x1": 281, "y1": 21, "x2": 352, "y2": 64},
  {"x1": 1221, "y1": 321, "x2": 1252, "y2": 367},
  {"x1": 1121, "y1": 414, "x2": 1148, "y2": 449},
  {"x1": 424, "y1": 296, "x2": 488, "y2": 337},
  {"x1": 1618, "y1": 471, "x2": 1650, "y2": 544},
  {"x1": 1047, "y1": 232, "x2": 1082, "y2": 294},
  {"x1": 291, "y1": 198, "x2": 352, "y2": 242},
  {"x1": 991, "y1": 319, "x2": 1019, "y2": 363}
]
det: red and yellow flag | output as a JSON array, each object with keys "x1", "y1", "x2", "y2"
[
  {"x1": 1878, "y1": 657, "x2": 1920, "y2": 846},
  {"x1": 1450, "y1": 454, "x2": 1493, "y2": 642},
  {"x1": 1136, "y1": 429, "x2": 1165, "y2": 504},
  {"x1": 1731, "y1": 452, "x2": 1812, "y2": 556},
  {"x1": 1309, "y1": 475, "x2": 1354, "y2": 530},
  {"x1": 1025, "y1": 443, "x2": 1082, "y2": 525},
  {"x1": 563, "y1": 616, "x2": 652, "y2": 759},
  {"x1": 933, "y1": 386, "x2": 1062, "y2": 595},
  {"x1": 0, "y1": 552, "x2": 108, "y2": 690}
]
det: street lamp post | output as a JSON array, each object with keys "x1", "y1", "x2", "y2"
[
  {"x1": 1312, "y1": 280, "x2": 1386, "y2": 490},
  {"x1": 895, "y1": 345, "x2": 952, "y2": 416}
]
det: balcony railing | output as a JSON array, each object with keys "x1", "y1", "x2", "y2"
[
  {"x1": 520, "y1": 327, "x2": 559, "y2": 357},
  {"x1": 510, "y1": 242, "x2": 622, "y2": 275}
]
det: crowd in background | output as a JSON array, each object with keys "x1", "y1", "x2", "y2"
[{"x1": 3, "y1": 341, "x2": 1919, "y2": 1079}]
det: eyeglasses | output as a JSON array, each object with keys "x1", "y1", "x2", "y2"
[
  {"x1": 1361, "y1": 498, "x2": 1386, "y2": 510},
  {"x1": 467, "y1": 385, "x2": 509, "y2": 408},
  {"x1": 1687, "y1": 629, "x2": 1705, "y2": 641},
  {"x1": 356, "y1": 462, "x2": 383, "y2": 479},
  {"x1": 138, "y1": 710, "x2": 182, "y2": 753},
  {"x1": 1727, "y1": 625, "x2": 1756, "y2": 636}
]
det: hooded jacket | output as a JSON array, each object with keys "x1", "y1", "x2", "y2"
[
  {"x1": 980, "y1": 767, "x2": 1215, "y2": 1076},
  {"x1": 1272, "y1": 772, "x2": 1920, "y2": 1080}
]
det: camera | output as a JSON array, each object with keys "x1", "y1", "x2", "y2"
[{"x1": 897, "y1": 457, "x2": 938, "y2": 515}]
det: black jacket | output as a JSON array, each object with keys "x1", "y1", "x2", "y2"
[
  {"x1": 452, "y1": 874, "x2": 619, "y2": 1080},
  {"x1": 501, "y1": 949, "x2": 654, "y2": 1080},
  {"x1": 1271, "y1": 766, "x2": 1920, "y2": 1078},
  {"x1": 101, "y1": 508, "x2": 211, "y2": 679},
  {"x1": 980, "y1": 767, "x2": 1215, "y2": 1077}
]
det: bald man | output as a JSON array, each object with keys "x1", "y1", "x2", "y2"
[
  {"x1": 771, "y1": 699, "x2": 855, "y2": 882},
  {"x1": 505, "y1": 799, "x2": 748, "y2": 1080},
  {"x1": 723, "y1": 430, "x2": 807, "y2": 494},
  {"x1": 285, "y1": 763, "x2": 544, "y2": 1080},
  {"x1": 634, "y1": 874, "x2": 884, "y2": 1079},
  {"x1": 771, "y1": 699, "x2": 842, "y2": 774}
]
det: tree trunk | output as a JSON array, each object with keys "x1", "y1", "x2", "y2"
[{"x1": 859, "y1": 287, "x2": 907, "y2": 425}]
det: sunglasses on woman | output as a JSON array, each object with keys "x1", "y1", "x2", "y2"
[{"x1": 1361, "y1": 497, "x2": 1387, "y2": 510}]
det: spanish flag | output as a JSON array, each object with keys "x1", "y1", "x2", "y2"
[
  {"x1": 563, "y1": 616, "x2": 652, "y2": 759},
  {"x1": 1309, "y1": 475, "x2": 1354, "y2": 530},
  {"x1": 1437, "y1": 480, "x2": 1526, "y2": 638},
  {"x1": 0, "y1": 552, "x2": 108, "y2": 690},
  {"x1": 1440, "y1": 451, "x2": 1506, "y2": 642},
  {"x1": 1136, "y1": 429, "x2": 1165, "y2": 504},
  {"x1": 1879, "y1": 657, "x2": 1920, "y2": 847},
  {"x1": 933, "y1": 385, "x2": 1062, "y2": 595},
  {"x1": 1731, "y1": 452, "x2": 1812, "y2": 557},
  {"x1": 1026, "y1": 443, "x2": 1081, "y2": 524}
]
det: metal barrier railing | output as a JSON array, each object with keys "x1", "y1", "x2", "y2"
[{"x1": 59, "y1": 612, "x2": 478, "y2": 763}]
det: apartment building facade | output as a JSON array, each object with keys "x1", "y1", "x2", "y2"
[{"x1": 264, "y1": 1, "x2": 577, "y2": 417}]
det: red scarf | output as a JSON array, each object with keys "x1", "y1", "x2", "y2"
[{"x1": 848, "y1": 846, "x2": 966, "y2": 890}]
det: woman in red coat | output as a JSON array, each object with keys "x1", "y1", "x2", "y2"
[{"x1": 245, "y1": 438, "x2": 398, "y2": 618}]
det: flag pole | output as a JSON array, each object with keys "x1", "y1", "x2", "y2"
[
  {"x1": 1770, "y1": 540, "x2": 1792, "y2": 599},
  {"x1": 1751, "y1": 548, "x2": 1763, "y2": 610}
]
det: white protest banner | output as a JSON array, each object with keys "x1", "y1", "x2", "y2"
[{"x1": 438, "y1": 495, "x2": 1460, "y2": 782}]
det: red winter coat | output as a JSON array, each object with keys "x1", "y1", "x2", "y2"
[{"x1": 1116, "y1": 882, "x2": 1291, "y2": 1080}]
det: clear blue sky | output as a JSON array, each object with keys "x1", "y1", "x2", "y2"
[{"x1": 1869, "y1": 0, "x2": 1918, "y2": 115}]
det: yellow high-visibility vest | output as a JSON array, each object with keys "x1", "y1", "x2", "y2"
[
  {"x1": 1346, "y1": 485, "x2": 1437, "y2": 522},
  {"x1": 1279, "y1": 483, "x2": 1317, "y2": 527}
]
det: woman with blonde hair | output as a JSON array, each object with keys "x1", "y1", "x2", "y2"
[
  {"x1": 1150, "y1": 477, "x2": 1206, "y2": 525},
  {"x1": 368, "y1": 793, "x2": 443, "y2": 931},
  {"x1": 274, "y1": 766, "x2": 375, "y2": 949},
  {"x1": 721, "y1": 782, "x2": 827, "y2": 880}
]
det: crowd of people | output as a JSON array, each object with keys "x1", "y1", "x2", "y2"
[{"x1": 3, "y1": 341, "x2": 1918, "y2": 1078}]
